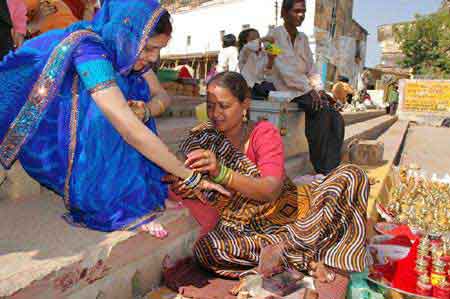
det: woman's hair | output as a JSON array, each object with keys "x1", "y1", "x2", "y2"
[
  {"x1": 222, "y1": 34, "x2": 237, "y2": 48},
  {"x1": 238, "y1": 28, "x2": 258, "y2": 52},
  {"x1": 151, "y1": 11, "x2": 172, "y2": 37},
  {"x1": 207, "y1": 71, "x2": 250, "y2": 103}
]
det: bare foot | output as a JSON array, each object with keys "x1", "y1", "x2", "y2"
[
  {"x1": 229, "y1": 279, "x2": 247, "y2": 296},
  {"x1": 139, "y1": 221, "x2": 168, "y2": 239},
  {"x1": 309, "y1": 261, "x2": 336, "y2": 283}
]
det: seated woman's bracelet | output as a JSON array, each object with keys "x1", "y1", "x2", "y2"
[
  {"x1": 213, "y1": 164, "x2": 233, "y2": 186},
  {"x1": 143, "y1": 104, "x2": 151, "y2": 123},
  {"x1": 156, "y1": 99, "x2": 166, "y2": 114},
  {"x1": 212, "y1": 164, "x2": 227, "y2": 184},
  {"x1": 183, "y1": 171, "x2": 202, "y2": 190}
]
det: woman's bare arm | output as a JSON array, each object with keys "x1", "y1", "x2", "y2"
[
  {"x1": 91, "y1": 86, "x2": 190, "y2": 179},
  {"x1": 143, "y1": 70, "x2": 171, "y2": 117}
]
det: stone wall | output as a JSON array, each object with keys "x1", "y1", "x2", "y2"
[
  {"x1": 377, "y1": 23, "x2": 406, "y2": 69},
  {"x1": 314, "y1": 0, "x2": 367, "y2": 85}
]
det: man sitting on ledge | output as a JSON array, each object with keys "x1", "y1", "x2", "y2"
[{"x1": 265, "y1": 0, "x2": 345, "y2": 175}]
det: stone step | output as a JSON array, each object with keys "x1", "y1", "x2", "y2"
[
  {"x1": 159, "y1": 96, "x2": 204, "y2": 119},
  {"x1": 156, "y1": 110, "x2": 389, "y2": 156},
  {"x1": 363, "y1": 120, "x2": 410, "y2": 222},
  {"x1": 159, "y1": 97, "x2": 387, "y2": 125},
  {"x1": 0, "y1": 111, "x2": 393, "y2": 299},
  {"x1": 0, "y1": 189, "x2": 199, "y2": 299},
  {"x1": 284, "y1": 115, "x2": 398, "y2": 178},
  {"x1": 343, "y1": 114, "x2": 398, "y2": 148},
  {"x1": 400, "y1": 125, "x2": 450, "y2": 177},
  {"x1": 343, "y1": 110, "x2": 386, "y2": 126}
]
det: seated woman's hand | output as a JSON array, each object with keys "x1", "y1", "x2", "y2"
[
  {"x1": 185, "y1": 149, "x2": 220, "y2": 177},
  {"x1": 163, "y1": 174, "x2": 196, "y2": 199},
  {"x1": 162, "y1": 174, "x2": 231, "y2": 204},
  {"x1": 128, "y1": 100, "x2": 149, "y2": 122}
]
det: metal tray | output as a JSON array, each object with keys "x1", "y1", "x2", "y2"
[{"x1": 367, "y1": 277, "x2": 437, "y2": 299}]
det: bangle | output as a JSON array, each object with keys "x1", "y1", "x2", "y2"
[
  {"x1": 156, "y1": 99, "x2": 166, "y2": 114},
  {"x1": 212, "y1": 164, "x2": 232, "y2": 185},
  {"x1": 223, "y1": 168, "x2": 232, "y2": 186},
  {"x1": 183, "y1": 171, "x2": 202, "y2": 190},
  {"x1": 212, "y1": 164, "x2": 229, "y2": 184},
  {"x1": 143, "y1": 104, "x2": 151, "y2": 123},
  {"x1": 225, "y1": 170, "x2": 234, "y2": 187}
]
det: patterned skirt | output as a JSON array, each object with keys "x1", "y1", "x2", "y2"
[{"x1": 193, "y1": 164, "x2": 370, "y2": 278}]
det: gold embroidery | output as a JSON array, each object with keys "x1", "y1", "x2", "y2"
[
  {"x1": 135, "y1": 7, "x2": 166, "y2": 66},
  {"x1": 122, "y1": 208, "x2": 164, "y2": 231},
  {"x1": 0, "y1": 30, "x2": 100, "y2": 167},
  {"x1": 89, "y1": 80, "x2": 117, "y2": 94},
  {"x1": 64, "y1": 75, "x2": 79, "y2": 209}
]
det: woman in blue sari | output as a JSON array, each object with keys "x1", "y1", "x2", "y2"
[{"x1": 0, "y1": 0, "x2": 228, "y2": 236}]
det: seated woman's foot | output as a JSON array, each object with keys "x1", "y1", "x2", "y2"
[
  {"x1": 309, "y1": 261, "x2": 340, "y2": 283},
  {"x1": 139, "y1": 221, "x2": 168, "y2": 239}
]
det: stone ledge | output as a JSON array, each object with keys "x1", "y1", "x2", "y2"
[
  {"x1": 364, "y1": 120, "x2": 410, "y2": 221},
  {"x1": 343, "y1": 115, "x2": 397, "y2": 149},
  {"x1": 285, "y1": 115, "x2": 398, "y2": 178},
  {"x1": 342, "y1": 110, "x2": 386, "y2": 126},
  {"x1": 0, "y1": 190, "x2": 199, "y2": 298}
]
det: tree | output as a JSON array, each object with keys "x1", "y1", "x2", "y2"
[{"x1": 394, "y1": 9, "x2": 450, "y2": 78}]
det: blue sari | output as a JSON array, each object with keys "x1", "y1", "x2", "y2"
[{"x1": 0, "y1": 0, "x2": 168, "y2": 232}]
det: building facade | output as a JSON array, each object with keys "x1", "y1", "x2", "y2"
[
  {"x1": 377, "y1": 22, "x2": 408, "y2": 75},
  {"x1": 377, "y1": 0, "x2": 448, "y2": 76},
  {"x1": 160, "y1": 0, "x2": 368, "y2": 88}
]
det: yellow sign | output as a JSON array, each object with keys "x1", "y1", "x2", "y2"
[{"x1": 402, "y1": 81, "x2": 450, "y2": 112}]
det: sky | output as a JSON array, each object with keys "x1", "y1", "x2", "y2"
[{"x1": 353, "y1": 0, "x2": 443, "y2": 67}]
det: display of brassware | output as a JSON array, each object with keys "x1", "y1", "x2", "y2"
[
  {"x1": 367, "y1": 277, "x2": 437, "y2": 299},
  {"x1": 383, "y1": 165, "x2": 450, "y2": 236}
]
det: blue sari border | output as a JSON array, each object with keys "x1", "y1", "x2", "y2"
[
  {"x1": 63, "y1": 75, "x2": 80, "y2": 209},
  {"x1": 61, "y1": 207, "x2": 165, "y2": 232},
  {"x1": 0, "y1": 30, "x2": 101, "y2": 168}
]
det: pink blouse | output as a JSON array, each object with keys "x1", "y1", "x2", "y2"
[
  {"x1": 7, "y1": 0, "x2": 27, "y2": 35},
  {"x1": 246, "y1": 121, "x2": 285, "y2": 179}
]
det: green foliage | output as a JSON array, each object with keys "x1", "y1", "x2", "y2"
[{"x1": 394, "y1": 10, "x2": 450, "y2": 78}]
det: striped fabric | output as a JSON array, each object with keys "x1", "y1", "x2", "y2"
[
  {"x1": 181, "y1": 123, "x2": 369, "y2": 278},
  {"x1": 179, "y1": 122, "x2": 307, "y2": 231},
  {"x1": 263, "y1": 164, "x2": 371, "y2": 273}
]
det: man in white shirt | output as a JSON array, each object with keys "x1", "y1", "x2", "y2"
[
  {"x1": 217, "y1": 34, "x2": 239, "y2": 73},
  {"x1": 267, "y1": 0, "x2": 345, "y2": 174}
]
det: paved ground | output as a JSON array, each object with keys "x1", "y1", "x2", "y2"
[
  {"x1": 400, "y1": 125, "x2": 450, "y2": 177},
  {"x1": 156, "y1": 117, "x2": 198, "y2": 151}
]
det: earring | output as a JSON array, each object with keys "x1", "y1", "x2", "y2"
[{"x1": 243, "y1": 110, "x2": 248, "y2": 122}]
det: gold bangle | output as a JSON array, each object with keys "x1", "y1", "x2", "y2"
[
  {"x1": 143, "y1": 104, "x2": 151, "y2": 122},
  {"x1": 156, "y1": 99, "x2": 165, "y2": 114},
  {"x1": 226, "y1": 170, "x2": 234, "y2": 187}
]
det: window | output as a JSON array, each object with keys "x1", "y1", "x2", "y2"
[
  {"x1": 242, "y1": 24, "x2": 250, "y2": 30},
  {"x1": 187, "y1": 35, "x2": 191, "y2": 47},
  {"x1": 330, "y1": 6, "x2": 337, "y2": 38},
  {"x1": 220, "y1": 30, "x2": 225, "y2": 41},
  {"x1": 355, "y1": 40, "x2": 361, "y2": 59}
]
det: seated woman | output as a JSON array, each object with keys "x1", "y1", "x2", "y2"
[
  {"x1": 170, "y1": 72, "x2": 370, "y2": 283},
  {"x1": 0, "y1": 0, "x2": 227, "y2": 237}
]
